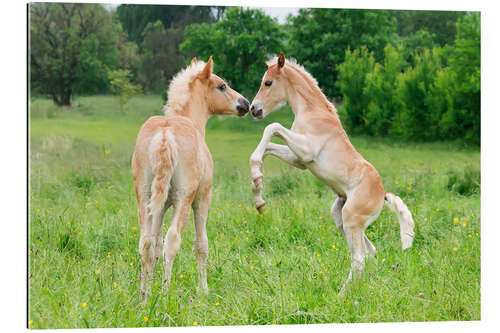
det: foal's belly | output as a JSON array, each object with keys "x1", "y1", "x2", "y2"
[{"x1": 306, "y1": 161, "x2": 351, "y2": 198}]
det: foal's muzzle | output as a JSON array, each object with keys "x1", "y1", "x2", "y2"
[
  {"x1": 250, "y1": 105, "x2": 263, "y2": 119},
  {"x1": 236, "y1": 97, "x2": 250, "y2": 117}
]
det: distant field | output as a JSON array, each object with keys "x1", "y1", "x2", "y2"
[{"x1": 29, "y1": 95, "x2": 480, "y2": 328}]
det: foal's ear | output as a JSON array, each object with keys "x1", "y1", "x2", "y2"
[
  {"x1": 277, "y1": 52, "x2": 285, "y2": 70},
  {"x1": 199, "y1": 56, "x2": 213, "y2": 81},
  {"x1": 191, "y1": 57, "x2": 197, "y2": 65}
]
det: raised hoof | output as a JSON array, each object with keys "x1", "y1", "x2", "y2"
[{"x1": 256, "y1": 202, "x2": 266, "y2": 214}]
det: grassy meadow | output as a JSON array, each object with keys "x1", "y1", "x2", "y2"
[{"x1": 28, "y1": 95, "x2": 480, "y2": 328}]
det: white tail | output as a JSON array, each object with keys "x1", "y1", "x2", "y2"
[
  {"x1": 384, "y1": 192, "x2": 415, "y2": 250},
  {"x1": 147, "y1": 131, "x2": 177, "y2": 216}
]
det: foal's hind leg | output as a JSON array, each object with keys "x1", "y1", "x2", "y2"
[
  {"x1": 192, "y1": 188, "x2": 211, "y2": 294},
  {"x1": 162, "y1": 199, "x2": 192, "y2": 289},
  {"x1": 138, "y1": 198, "x2": 155, "y2": 297},
  {"x1": 339, "y1": 213, "x2": 367, "y2": 295},
  {"x1": 331, "y1": 197, "x2": 375, "y2": 258}
]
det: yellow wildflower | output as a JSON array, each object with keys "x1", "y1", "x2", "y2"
[
  {"x1": 453, "y1": 218, "x2": 459, "y2": 224},
  {"x1": 193, "y1": 321, "x2": 198, "y2": 326},
  {"x1": 82, "y1": 302, "x2": 87, "y2": 308},
  {"x1": 216, "y1": 302, "x2": 219, "y2": 306},
  {"x1": 95, "y1": 269, "x2": 100, "y2": 274},
  {"x1": 453, "y1": 247, "x2": 457, "y2": 251},
  {"x1": 143, "y1": 317, "x2": 148, "y2": 322},
  {"x1": 29, "y1": 320, "x2": 33, "y2": 326},
  {"x1": 250, "y1": 265, "x2": 254, "y2": 270},
  {"x1": 113, "y1": 282, "x2": 118, "y2": 289},
  {"x1": 332, "y1": 244, "x2": 336, "y2": 249}
]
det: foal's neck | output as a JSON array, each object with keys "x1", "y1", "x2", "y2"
[
  {"x1": 284, "y1": 67, "x2": 335, "y2": 119},
  {"x1": 177, "y1": 95, "x2": 211, "y2": 137}
]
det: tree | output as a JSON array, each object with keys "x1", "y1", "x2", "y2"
[
  {"x1": 108, "y1": 70, "x2": 142, "y2": 113},
  {"x1": 30, "y1": 3, "x2": 120, "y2": 106},
  {"x1": 137, "y1": 21, "x2": 186, "y2": 93},
  {"x1": 439, "y1": 12, "x2": 481, "y2": 144},
  {"x1": 116, "y1": 4, "x2": 221, "y2": 46},
  {"x1": 398, "y1": 29, "x2": 437, "y2": 68},
  {"x1": 181, "y1": 7, "x2": 284, "y2": 97},
  {"x1": 364, "y1": 44, "x2": 405, "y2": 136},
  {"x1": 394, "y1": 48, "x2": 443, "y2": 140},
  {"x1": 392, "y1": 10, "x2": 466, "y2": 46},
  {"x1": 336, "y1": 47, "x2": 376, "y2": 132},
  {"x1": 287, "y1": 8, "x2": 397, "y2": 98}
]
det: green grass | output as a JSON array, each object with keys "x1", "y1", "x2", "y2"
[{"x1": 29, "y1": 95, "x2": 480, "y2": 328}]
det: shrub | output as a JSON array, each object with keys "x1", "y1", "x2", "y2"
[
  {"x1": 363, "y1": 44, "x2": 404, "y2": 136},
  {"x1": 392, "y1": 48, "x2": 443, "y2": 140},
  {"x1": 337, "y1": 46, "x2": 375, "y2": 133}
]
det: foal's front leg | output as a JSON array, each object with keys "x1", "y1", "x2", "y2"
[{"x1": 250, "y1": 123, "x2": 317, "y2": 212}]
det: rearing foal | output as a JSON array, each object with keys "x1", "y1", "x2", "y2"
[
  {"x1": 132, "y1": 57, "x2": 249, "y2": 296},
  {"x1": 249, "y1": 53, "x2": 415, "y2": 293}
]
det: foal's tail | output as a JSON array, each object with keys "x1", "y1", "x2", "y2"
[
  {"x1": 384, "y1": 192, "x2": 415, "y2": 250},
  {"x1": 148, "y1": 130, "x2": 177, "y2": 216}
]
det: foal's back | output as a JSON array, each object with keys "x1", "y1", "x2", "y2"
[{"x1": 132, "y1": 115, "x2": 210, "y2": 199}]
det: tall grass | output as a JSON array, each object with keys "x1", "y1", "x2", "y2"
[{"x1": 29, "y1": 95, "x2": 480, "y2": 328}]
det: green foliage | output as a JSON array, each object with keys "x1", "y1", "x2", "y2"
[
  {"x1": 287, "y1": 8, "x2": 397, "y2": 97},
  {"x1": 108, "y1": 70, "x2": 142, "y2": 113},
  {"x1": 392, "y1": 10, "x2": 466, "y2": 46},
  {"x1": 116, "y1": 4, "x2": 221, "y2": 46},
  {"x1": 447, "y1": 166, "x2": 480, "y2": 196},
  {"x1": 336, "y1": 12, "x2": 480, "y2": 144},
  {"x1": 138, "y1": 21, "x2": 185, "y2": 93},
  {"x1": 363, "y1": 44, "x2": 404, "y2": 136},
  {"x1": 30, "y1": 3, "x2": 121, "y2": 105},
  {"x1": 394, "y1": 48, "x2": 444, "y2": 140},
  {"x1": 336, "y1": 47, "x2": 375, "y2": 132},
  {"x1": 181, "y1": 7, "x2": 284, "y2": 97},
  {"x1": 398, "y1": 29, "x2": 437, "y2": 68},
  {"x1": 439, "y1": 13, "x2": 481, "y2": 144}
]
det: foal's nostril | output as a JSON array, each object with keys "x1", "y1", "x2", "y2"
[
  {"x1": 250, "y1": 105, "x2": 255, "y2": 112},
  {"x1": 252, "y1": 108, "x2": 263, "y2": 119}
]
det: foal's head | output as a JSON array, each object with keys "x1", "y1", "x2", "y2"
[
  {"x1": 250, "y1": 52, "x2": 288, "y2": 119},
  {"x1": 192, "y1": 56, "x2": 249, "y2": 117}
]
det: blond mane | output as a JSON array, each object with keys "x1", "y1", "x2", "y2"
[
  {"x1": 163, "y1": 61, "x2": 208, "y2": 116},
  {"x1": 266, "y1": 57, "x2": 338, "y2": 115}
]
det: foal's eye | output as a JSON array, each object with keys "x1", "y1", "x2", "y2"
[
  {"x1": 264, "y1": 80, "x2": 273, "y2": 87},
  {"x1": 217, "y1": 83, "x2": 226, "y2": 91}
]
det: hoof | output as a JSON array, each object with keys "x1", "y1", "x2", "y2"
[{"x1": 256, "y1": 203, "x2": 266, "y2": 214}]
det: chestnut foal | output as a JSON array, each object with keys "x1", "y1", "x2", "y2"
[
  {"x1": 132, "y1": 57, "x2": 249, "y2": 297},
  {"x1": 249, "y1": 53, "x2": 415, "y2": 293}
]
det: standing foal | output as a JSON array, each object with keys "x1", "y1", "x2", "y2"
[
  {"x1": 132, "y1": 57, "x2": 249, "y2": 297},
  {"x1": 249, "y1": 53, "x2": 415, "y2": 293}
]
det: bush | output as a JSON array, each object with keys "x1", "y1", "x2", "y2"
[
  {"x1": 363, "y1": 44, "x2": 404, "y2": 136},
  {"x1": 336, "y1": 46, "x2": 375, "y2": 133},
  {"x1": 393, "y1": 48, "x2": 443, "y2": 140}
]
